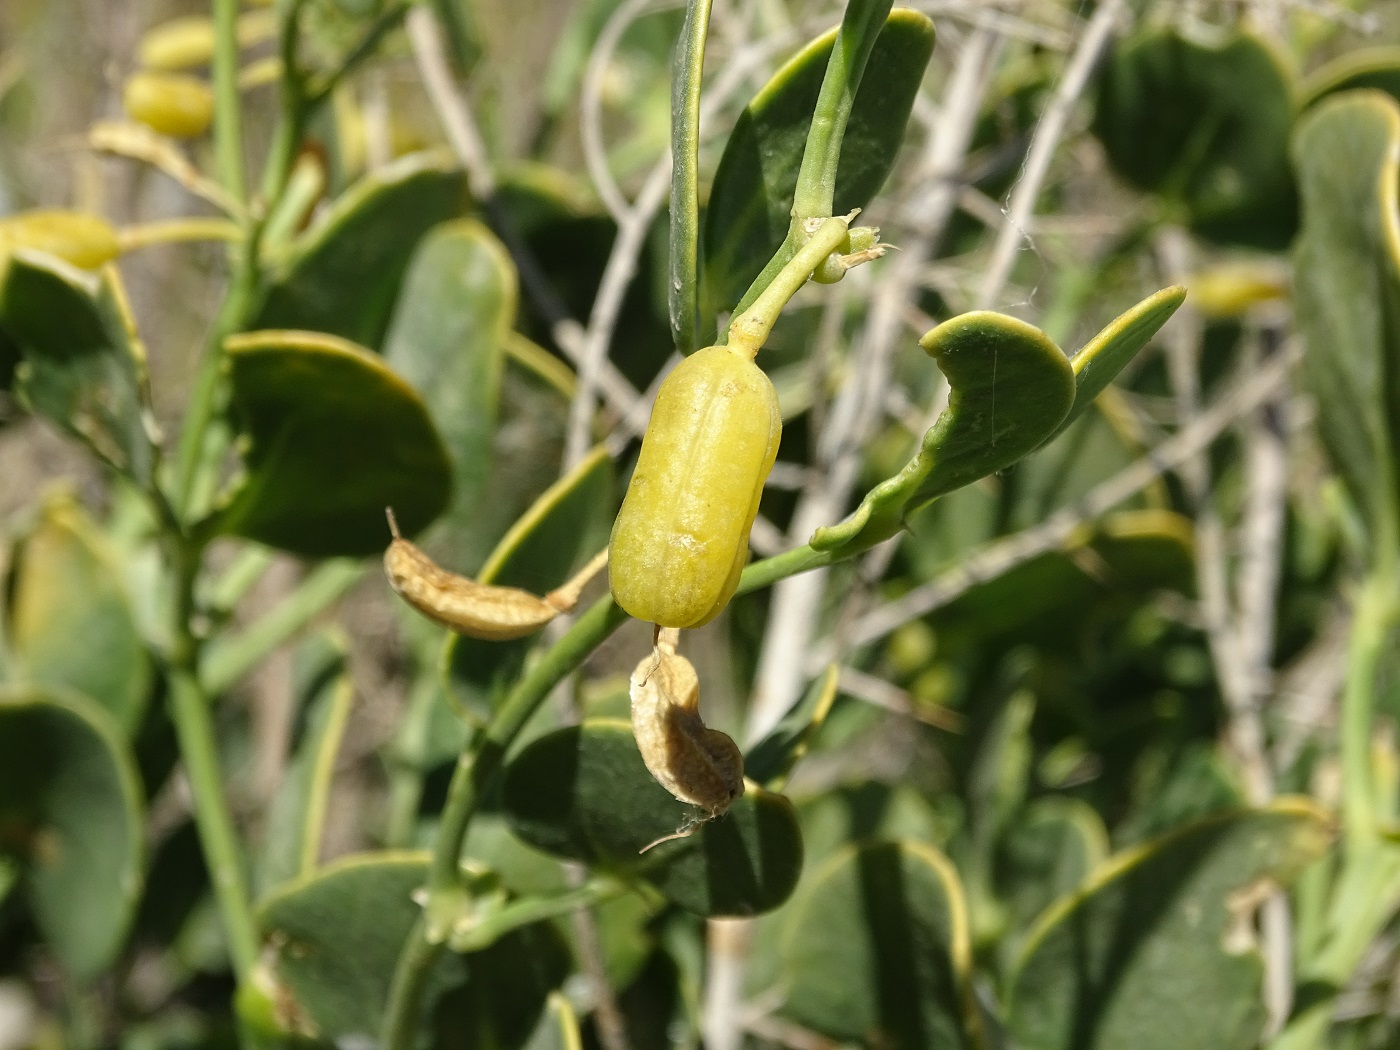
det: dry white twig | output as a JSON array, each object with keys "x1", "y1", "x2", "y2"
[{"x1": 975, "y1": 0, "x2": 1126, "y2": 310}]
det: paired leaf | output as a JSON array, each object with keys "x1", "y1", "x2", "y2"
[
  {"x1": 6, "y1": 494, "x2": 150, "y2": 732},
  {"x1": 702, "y1": 9, "x2": 935, "y2": 321},
  {"x1": 383, "y1": 219, "x2": 516, "y2": 569},
  {"x1": 1007, "y1": 801, "x2": 1335, "y2": 1050},
  {"x1": 0, "y1": 687, "x2": 145, "y2": 982},
  {"x1": 502, "y1": 720, "x2": 804, "y2": 916},
  {"x1": 1092, "y1": 27, "x2": 1297, "y2": 248},
  {"x1": 1291, "y1": 91, "x2": 1400, "y2": 549},
  {"x1": 256, "y1": 853, "x2": 568, "y2": 1042},
  {"x1": 257, "y1": 632, "x2": 353, "y2": 894},
  {"x1": 217, "y1": 330, "x2": 453, "y2": 557},
  {"x1": 0, "y1": 253, "x2": 156, "y2": 484},
  {"x1": 252, "y1": 152, "x2": 468, "y2": 349},
  {"x1": 812, "y1": 291, "x2": 1182, "y2": 556},
  {"x1": 776, "y1": 840, "x2": 979, "y2": 1048},
  {"x1": 812, "y1": 312, "x2": 1075, "y2": 555}
]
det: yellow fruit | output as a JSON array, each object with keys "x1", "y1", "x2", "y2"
[
  {"x1": 1187, "y1": 263, "x2": 1288, "y2": 318},
  {"x1": 137, "y1": 11, "x2": 276, "y2": 71},
  {"x1": 0, "y1": 210, "x2": 120, "y2": 269},
  {"x1": 123, "y1": 72, "x2": 215, "y2": 139},
  {"x1": 609, "y1": 345, "x2": 781, "y2": 629}
]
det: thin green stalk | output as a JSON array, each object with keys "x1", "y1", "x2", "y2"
[
  {"x1": 200, "y1": 560, "x2": 364, "y2": 696},
  {"x1": 791, "y1": 0, "x2": 892, "y2": 221},
  {"x1": 167, "y1": 537, "x2": 257, "y2": 980},
  {"x1": 381, "y1": 915, "x2": 438, "y2": 1050},
  {"x1": 453, "y1": 879, "x2": 625, "y2": 952},
  {"x1": 212, "y1": 0, "x2": 246, "y2": 202},
  {"x1": 728, "y1": 213, "x2": 858, "y2": 356},
  {"x1": 168, "y1": 668, "x2": 258, "y2": 979},
  {"x1": 1341, "y1": 572, "x2": 1398, "y2": 857}
]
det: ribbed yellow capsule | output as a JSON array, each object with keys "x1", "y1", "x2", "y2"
[
  {"x1": 0, "y1": 210, "x2": 120, "y2": 270},
  {"x1": 123, "y1": 72, "x2": 215, "y2": 139},
  {"x1": 610, "y1": 345, "x2": 781, "y2": 628}
]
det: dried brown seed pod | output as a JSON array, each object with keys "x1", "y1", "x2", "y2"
[{"x1": 630, "y1": 629, "x2": 744, "y2": 817}]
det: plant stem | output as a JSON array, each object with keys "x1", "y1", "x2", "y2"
[
  {"x1": 211, "y1": 0, "x2": 246, "y2": 203},
  {"x1": 791, "y1": 0, "x2": 891, "y2": 222},
  {"x1": 167, "y1": 537, "x2": 258, "y2": 981},
  {"x1": 727, "y1": 214, "x2": 856, "y2": 356},
  {"x1": 1341, "y1": 571, "x2": 1398, "y2": 857},
  {"x1": 669, "y1": 0, "x2": 713, "y2": 354}
]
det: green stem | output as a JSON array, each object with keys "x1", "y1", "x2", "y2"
[
  {"x1": 727, "y1": 214, "x2": 856, "y2": 356},
  {"x1": 167, "y1": 538, "x2": 258, "y2": 980},
  {"x1": 1341, "y1": 572, "x2": 1398, "y2": 857},
  {"x1": 381, "y1": 915, "x2": 438, "y2": 1050},
  {"x1": 791, "y1": 0, "x2": 892, "y2": 221},
  {"x1": 738, "y1": 543, "x2": 834, "y2": 595},
  {"x1": 200, "y1": 560, "x2": 364, "y2": 696},
  {"x1": 453, "y1": 879, "x2": 625, "y2": 952},
  {"x1": 212, "y1": 0, "x2": 246, "y2": 203}
]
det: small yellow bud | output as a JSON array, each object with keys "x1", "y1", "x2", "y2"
[
  {"x1": 123, "y1": 72, "x2": 215, "y2": 139},
  {"x1": 0, "y1": 210, "x2": 120, "y2": 269}
]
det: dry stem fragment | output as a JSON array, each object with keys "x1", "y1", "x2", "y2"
[
  {"x1": 382, "y1": 509, "x2": 606, "y2": 640},
  {"x1": 630, "y1": 628, "x2": 744, "y2": 820}
]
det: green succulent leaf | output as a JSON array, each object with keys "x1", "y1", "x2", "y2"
[
  {"x1": 252, "y1": 152, "x2": 468, "y2": 349},
  {"x1": 256, "y1": 853, "x2": 569, "y2": 1043},
  {"x1": 257, "y1": 632, "x2": 353, "y2": 894},
  {"x1": 812, "y1": 311, "x2": 1076, "y2": 555},
  {"x1": 702, "y1": 9, "x2": 935, "y2": 322},
  {"x1": 1092, "y1": 27, "x2": 1297, "y2": 249},
  {"x1": 383, "y1": 219, "x2": 516, "y2": 570},
  {"x1": 6, "y1": 494, "x2": 150, "y2": 733},
  {"x1": 1045, "y1": 285, "x2": 1186, "y2": 445},
  {"x1": 0, "y1": 253, "x2": 156, "y2": 485},
  {"x1": 1300, "y1": 46, "x2": 1400, "y2": 109},
  {"x1": 502, "y1": 720, "x2": 804, "y2": 916},
  {"x1": 1292, "y1": 91, "x2": 1400, "y2": 551},
  {"x1": 445, "y1": 445, "x2": 612, "y2": 724},
  {"x1": 1007, "y1": 800, "x2": 1335, "y2": 1050},
  {"x1": 216, "y1": 329, "x2": 453, "y2": 557},
  {"x1": 776, "y1": 840, "x2": 980, "y2": 1048},
  {"x1": 745, "y1": 663, "x2": 839, "y2": 789},
  {"x1": 0, "y1": 686, "x2": 145, "y2": 982},
  {"x1": 669, "y1": 0, "x2": 711, "y2": 354},
  {"x1": 996, "y1": 797, "x2": 1109, "y2": 955}
]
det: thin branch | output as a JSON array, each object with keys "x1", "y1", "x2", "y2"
[{"x1": 974, "y1": 0, "x2": 1126, "y2": 309}]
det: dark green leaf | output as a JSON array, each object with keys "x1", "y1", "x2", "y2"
[
  {"x1": 257, "y1": 632, "x2": 353, "y2": 894},
  {"x1": 702, "y1": 9, "x2": 935, "y2": 322},
  {"x1": 996, "y1": 797, "x2": 1108, "y2": 951},
  {"x1": 521, "y1": 993, "x2": 583, "y2": 1050},
  {"x1": 502, "y1": 720, "x2": 804, "y2": 916},
  {"x1": 252, "y1": 152, "x2": 468, "y2": 349},
  {"x1": 383, "y1": 219, "x2": 516, "y2": 569},
  {"x1": 1092, "y1": 28, "x2": 1297, "y2": 248},
  {"x1": 257, "y1": 852, "x2": 568, "y2": 1043},
  {"x1": 1007, "y1": 801, "x2": 1335, "y2": 1050},
  {"x1": 0, "y1": 253, "x2": 155, "y2": 484},
  {"x1": 812, "y1": 311, "x2": 1076, "y2": 555},
  {"x1": 217, "y1": 329, "x2": 453, "y2": 557},
  {"x1": 0, "y1": 686, "x2": 145, "y2": 982},
  {"x1": 776, "y1": 840, "x2": 979, "y2": 1048},
  {"x1": 7, "y1": 494, "x2": 150, "y2": 732},
  {"x1": 1292, "y1": 91, "x2": 1400, "y2": 549}
]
